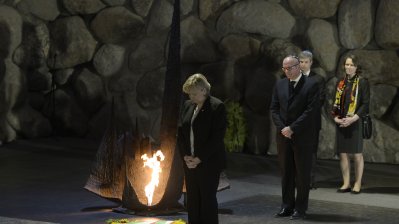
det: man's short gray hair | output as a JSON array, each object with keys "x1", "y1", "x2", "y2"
[{"x1": 299, "y1": 50, "x2": 313, "y2": 61}]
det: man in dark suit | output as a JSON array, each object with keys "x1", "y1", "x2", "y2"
[
  {"x1": 270, "y1": 55, "x2": 319, "y2": 220},
  {"x1": 299, "y1": 50, "x2": 326, "y2": 189}
]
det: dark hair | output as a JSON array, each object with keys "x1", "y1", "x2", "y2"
[{"x1": 343, "y1": 54, "x2": 362, "y2": 75}]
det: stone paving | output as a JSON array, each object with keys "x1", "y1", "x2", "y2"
[{"x1": 1, "y1": 138, "x2": 399, "y2": 224}]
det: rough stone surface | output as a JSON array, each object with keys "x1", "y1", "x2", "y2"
[
  {"x1": 217, "y1": 0, "x2": 295, "y2": 39},
  {"x1": 101, "y1": 0, "x2": 125, "y2": 6},
  {"x1": 375, "y1": 0, "x2": 399, "y2": 49},
  {"x1": 12, "y1": 22, "x2": 49, "y2": 69},
  {"x1": 392, "y1": 101, "x2": 399, "y2": 129},
  {"x1": 131, "y1": 0, "x2": 153, "y2": 17},
  {"x1": 262, "y1": 39, "x2": 301, "y2": 67},
  {"x1": 146, "y1": 0, "x2": 173, "y2": 34},
  {"x1": 307, "y1": 19, "x2": 340, "y2": 72},
  {"x1": 54, "y1": 68, "x2": 74, "y2": 86},
  {"x1": 49, "y1": 89, "x2": 89, "y2": 136},
  {"x1": 180, "y1": 0, "x2": 193, "y2": 16},
  {"x1": 48, "y1": 16, "x2": 97, "y2": 69},
  {"x1": 8, "y1": 105, "x2": 52, "y2": 138},
  {"x1": 0, "y1": 5, "x2": 23, "y2": 57},
  {"x1": 0, "y1": 6, "x2": 23, "y2": 142},
  {"x1": 62, "y1": 0, "x2": 106, "y2": 15},
  {"x1": 181, "y1": 16, "x2": 219, "y2": 63},
  {"x1": 93, "y1": 44, "x2": 126, "y2": 77},
  {"x1": 128, "y1": 35, "x2": 166, "y2": 74},
  {"x1": 288, "y1": 0, "x2": 341, "y2": 18},
  {"x1": 373, "y1": 120, "x2": 399, "y2": 163},
  {"x1": 73, "y1": 68, "x2": 106, "y2": 114},
  {"x1": 26, "y1": 70, "x2": 52, "y2": 92},
  {"x1": 338, "y1": 0, "x2": 374, "y2": 49},
  {"x1": 90, "y1": 6, "x2": 144, "y2": 44},
  {"x1": 370, "y1": 84, "x2": 396, "y2": 118},
  {"x1": 219, "y1": 35, "x2": 261, "y2": 61},
  {"x1": 136, "y1": 67, "x2": 165, "y2": 110},
  {"x1": 199, "y1": 0, "x2": 231, "y2": 21},
  {"x1": 16, "y1": 0, "x2": 60, "y2": 21}
]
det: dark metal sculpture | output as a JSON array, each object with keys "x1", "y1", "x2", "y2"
[{"x1": 84, "y1": 0, "x2": 183, "y2": 215}]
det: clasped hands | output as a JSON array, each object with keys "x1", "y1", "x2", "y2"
[
  {"x1": 334, "y1": 115, "x2": 359, "y2": 128},
  {"x1": 281, "y1": 126, "x2": 293, "y2": 139},
  {"x1": 184, "y1": 155, "x2": 201, "y2": 169}
]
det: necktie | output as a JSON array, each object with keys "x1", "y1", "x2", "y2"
[{"x1": 289, "y1": 81, "x2": 295, "y2": 95}]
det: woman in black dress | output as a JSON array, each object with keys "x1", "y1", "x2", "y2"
[
  {"x1": 177, "y1": 73, "x2": 227, "y2": 224},
  {"x1": 332, "y1": 55, "x2": 370, "y2": 194}
]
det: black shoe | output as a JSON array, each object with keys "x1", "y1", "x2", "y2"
[
  {"x1": 274, "y1": 208, "x2": 293, "y2": 217},
  {"x1": 337, "y1": 187, "x2": 351, "y2": 193},
  {"x1": 290, "y1": 210, "x2": 306, "y2": 220},
  {"x1": 351, "y1": 189, "x2": 361, "y2": 194}
]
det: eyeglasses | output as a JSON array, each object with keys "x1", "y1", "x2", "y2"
[{"x1": 282, "y1": 63, "x2": 299, "y2": 72}]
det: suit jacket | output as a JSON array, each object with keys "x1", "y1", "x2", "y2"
[
  {"x1": 270, "y1": 74, "x2": 320, "y2": 146},
  {"x1": 308, "y1": 71, "x2": 326, "y2": 130},
  {"x1": 177, "y1": 96, "x2": 227, "y2": 171}
]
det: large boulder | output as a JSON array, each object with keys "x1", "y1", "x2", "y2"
[
  {"x1": 73, "y1": 68, "x2": 106, "y2": 114},
  {"x1": 12, "y1": 22, "x2": 50, "y2": 69},
  {"x1": 217, "y1": 0, "x2": 295, "y2": 39},
  {"x1": 0, "y1": 5, "x2": 23, "y2": 142},
  {"x1": 91, "y1": 6, "x2": 144, "y2": 44},
  {"x1": 199, "y1": 0, "x2": 231, "y2": 21},
  {"x1": 181, "y1": 0, "x2": 193, "y2": 16},
  {"x1": 62, "y1": 0, "x2": 106, "y2": 15},
  {"x1": 181, "y1": 16, "x2": 219, "y2": 63},
  {"x1": 375, "y1": 0, "x2": 399, "y2": 49},
  {"x1": 307, "y1": 19, "x2": 340, "y2": 72},
  {"x1": 0, "y1": 5, "x2": 22, "y2": 57},
  {"x1": 93, "y1": 44, "x2": 126, "y2": 77},
  {"x1": 45, "y1": 89, "x2": 89, "y2": 136},
  {"x1": 372, "y1": 119, "x2": 399, "y2": 163},
  {"x1": 146, "y1": 0, "x2": 173, "y2": 34},
  {"x1": 262, "y1": 39, "x2": 301, "y2": 67},
  {"x1": 102, "y1": 0, "x2": 126, "y2": 6},
  {"x1": 136, "y1": 67, "x2": 165, "y2": 110},
  {"x1": 16, "y1": 0, "x2": 60, "y2": 21},
  {"x1": 7, "y1": 106, "x2": 52, "y2": 138},
  {"x1": 370, "y1": 84, "x2": 396, "y2": 119},
  {"x1": 48, "y1": 16, "x2": 97, "y2": 69},
  {"x1": 128, "y1": 35, "x2": 167, "y2": 74},
  {"x1": 288, "y1": 0, "x2": 341, "y2": 18},
  {"x1": 131, "y1": 0, "x2": 153, "y2": 17},
  {"x1": 338, "y1": 0, "x2": 374, "y2": 49},
  {"x1": 219, "y1": 35, "x2": 261, "y2": 61},
  {"x1": 392, "y1": 101, "x2": 399, "y2": 129}
]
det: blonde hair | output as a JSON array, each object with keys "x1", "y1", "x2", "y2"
[{"x1": 182, "y1": 73, "x2": 211, "y2": 95}]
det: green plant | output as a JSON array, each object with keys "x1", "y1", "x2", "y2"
[{"x1": 224, "y1": 101, "x2": 247, "y2": 153}]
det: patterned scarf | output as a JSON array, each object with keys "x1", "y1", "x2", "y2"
[{"x1": 332, "y1": 75, "x2": 359, "y2": 117}]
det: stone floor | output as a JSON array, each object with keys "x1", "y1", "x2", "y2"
[{"x1": 0, "y1": 137, "x2": 399, "y2": 224}]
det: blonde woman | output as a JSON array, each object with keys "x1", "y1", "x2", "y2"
[
  {"x1": 177, "y1": 73, "x2": 226, "y2": 224},
  {"x1": 332, "y1": 55, "x2": 370, "y2": 194}
]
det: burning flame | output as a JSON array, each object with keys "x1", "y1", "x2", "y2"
[{"x1": 141, "y1": 150, "x2": 165, "y2": 206}]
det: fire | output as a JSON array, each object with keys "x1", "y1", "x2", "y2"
[{"x1": 141, "y1": 150, "x2": 165, "y2": 206}]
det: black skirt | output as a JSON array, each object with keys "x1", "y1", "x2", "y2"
[{"x1": 336, "y1": 120, "x2": 363, "y2": 153}]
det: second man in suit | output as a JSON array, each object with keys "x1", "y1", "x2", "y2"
[
  {"x1": 299, "y1": 50, "x2": 326, "y2": 189},
  {"x1": 270, "y1": 55, "x2": 320, "y2": 220}
]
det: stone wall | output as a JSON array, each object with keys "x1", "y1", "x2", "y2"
[{"x1": 0, "y1": 0, "x2": 398, "y2": 163}]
